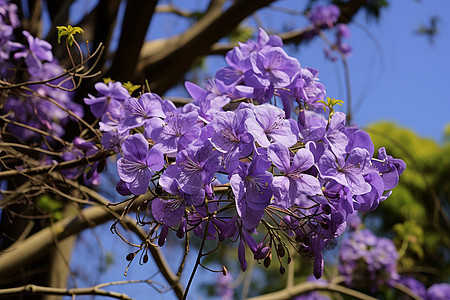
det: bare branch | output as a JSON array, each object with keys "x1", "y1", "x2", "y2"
[
  {"x1": 107, "y1": 0, "x2": 158, "y2": 82},
  {"x1": 0, "y1": 283, "x2": 132, "y2": 299},
  {"x1": 0, "y1": 149, "x2": 113, "y2": 180},
  {"x1": 245, "y1": 281, "x2": 379, "y2": 300},
  {"x1": 155, "y1": 4, "x2": 196, "y2": 18}
]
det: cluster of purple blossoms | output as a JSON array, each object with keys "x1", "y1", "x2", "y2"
[
  {"x1": 215, "y1": 273, "x2": 234, "y2": 300},
  {"x1": 0, "y1": 1, "x2": 96, "y2": 186},
  {"x1": 397, "y1": 276, "x2": 450, "y2": 300},
  {"x1": 83, "y1": 28, "x2": 405, "y2": 279},
  {"x1": 338, "y1": 220, "x2": 450, "y2": 299},
  {"x1": 338, "y1": 227, "x2": 400, "y2": 291},
  {"x1": 307, "y1": 4, "x2": 352, "y2": 61},
  {"x1": 0, "y1": 0, "x2": 84, "y2": 141}
]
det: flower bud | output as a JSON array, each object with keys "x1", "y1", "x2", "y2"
[
  {"x1": 126, "y1": 252, "x2": 135, "y2": 261},
  {"x1": 264, "y1": 254, "x2": 271, "y2": 268},
  {"x1": 277, "y1": 244, "x2": 285, "y2": 257}
]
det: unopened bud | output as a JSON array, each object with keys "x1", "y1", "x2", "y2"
[
  {"x1": 126, "y1": 252, "x2": 135, "y2": 261},
  {"x1": 279, "y1": 265, "x2": 286, "y2": 275},
  {"x1": 264, "y1": 256, "x2": 271, "y2": 268},
  {"x1": 143, "y1": 254, "x2": 149, "y2": 264},
  {"x1": 277, "y1": 244, "x2": 285, "y2": 257}
]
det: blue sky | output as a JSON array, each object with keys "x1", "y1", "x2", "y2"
[{"x1": 67, "y1": 1, "x2": 450, "y2": 299}]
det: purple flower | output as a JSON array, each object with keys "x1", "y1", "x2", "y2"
[
  {"x1": 338, "y1": 229, "x2": 399, "y2": 291},
  {"x1": 298, "y1": 109, "x2": 327, "y2": 143},
  {"x1": 159, "y1": 164, "x2": 205, "y2": 207},
  {"x1": 245, "y1": 103, "x2": 298, "y2": 148},
  {"x1": 427, "y1": 283, "x2": 450, "y2": 300},
  {"x1": 245, "y1": 47, "x2": 300, "y2": 89},
  {"x1": 308, "y1": 4, "x2": 340, "y2": 28},
  {"x1": 230, "y1": 151, "x2": 273, "y2": 229},
  {"x1": 210, "y1": 109, "x2": 254, "y2": 173},
  {"x1": 318, "y1": 148, "x2": 372, "y2": 195},
  {"x1": 174, "y1": 141, "x2": 221, "y2": 195},
  {"x1": 372, "y1": 147, "x2": 406, "y2": 190},
  {"x1": 215, "y1": 273, "x2": 234, "y2": 300},
  {"x1": 117, "y1": 134, "x2": 164, "y2": 195},
  {"x1": 147, "y1": 111, "x2": 201, "y2": 154},
  {"x1": 184, "y1": 80, "x2": 231, "y2": 122},
  {"x1": 120, "y1": 92, "x2": 166, "y2": 132},
  {"x1": 239, "y1": 28, "x2": 283, "y2": 57},
  {"x1": 397, "y1": 277, "x2": 427, "y2": 300},
  {"x1": 216, "y1": 46, "x2": 249, "y2": 86},
  {"x1": 84, "y1": 81, "x2": 129, "y2": 118},
  {"x1": 151, "y1": 197, "x2": 186, "y2": 227},
  {"x1": 13, "y1": 30, "x2": 53, "y2": 64},
  {"x1": 268, "y1": 143, "x2": 321, "y2": 208}
]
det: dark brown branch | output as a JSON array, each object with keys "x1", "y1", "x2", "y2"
[
  {"x1": 0, "y1": 149, "x2": 114, "y2": 180},
  {"x1": 107, "y1": 0, "x2": 158, "y2": 82},
  {"x1": 137, "y1": 0, "x2": 277, "y2": 95}
]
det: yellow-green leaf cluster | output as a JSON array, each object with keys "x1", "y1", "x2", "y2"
[{"x1": 57, "y1": 25, "x2": 84, "y2": 46}]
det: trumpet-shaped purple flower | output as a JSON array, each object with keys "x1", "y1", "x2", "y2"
[
  {"x1": 120, "y1": 92, "x2": 166, "y2": 132},
  {"x1": 174, "y1": 141, "x2": 221, "y2": 195},
  {"x1": 147, "y1": 111, "x2": 200, "y2": 154},
  {"x1": 268, "y1": 143, "x2": 321, "y2": 208},
  {"x1": 372, "y1": 147, "x2": 406, "y2": 190},
  {"x1": 84, "y1": 81, "x2": 129, "y2": 119},
  {"x1": 184, "y1": 80, "x2": 231, "y2": 122},
  {"x1": 151, "y1": 197, "x2": 186, "y2": 227},
  {"x1": 159, "y1": 164, "x2": 205, "y2": 207},
  {"x1": 246, "y1": 47, "x2": 300, "y2": 89},
  {"x1": 245, "y1": 103, "x2": 298, "y2": 148},
  {"x1": 230, "y1": 151, "x2": 273, "y2": 229},
  {"x1": 13, "y1": 30, "x2": 53, "y2": 64},
  {"x1": 318, "y1": 148, "x2": 371, "y2": 195},
  {"x1": 211, "y1": 109, "x2": 254, "y2": 173},
  {"x1": 117, "y1": 134, "x2": 164, "y2": 195}
]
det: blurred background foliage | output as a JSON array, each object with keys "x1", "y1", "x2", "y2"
[{"x1": 366, "y1": 122, "x2": 450, "y2": 286}]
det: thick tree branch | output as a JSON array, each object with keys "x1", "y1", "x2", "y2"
[
  {"x1": 0, "y1": 183, "x2": 185, "y2": 299},
  {"x1": 137, "y1": 0, "x2": 277, "y2": 94},
  {"x1": 107, "y1": 0, "x2": 158, "y2": 81},
  {"x1": 137, "y1": 0, "x2": 367, "y2": 95}
]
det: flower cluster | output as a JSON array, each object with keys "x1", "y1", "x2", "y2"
[
  {"x1": 338, "y1": 219, "x2": 450, "y2": 299},
  {"x1": 0, "y1": 0, "x2": 84, "y2": 141},
  {"x1": 307, "y1": 4, "x2": 352, "y2": 61},
  {"x1": 338, "y1": 227, "x2": 400, "y2": 291},
  {"x1": 82, "y1": 27, "x2": 406, "y2": 279}
]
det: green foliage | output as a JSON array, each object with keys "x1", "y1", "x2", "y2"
[
  {"x1": 57, "y1": 25, "x2": 84, "y2": 46},
  {"x1": 228, "y1": 25, "x2": 254, "y2": 43},
  {"x1": 122, "y1": 81, "x2": 141, "y2": 95},
  {"x1": 36, "y1": 195, "x2": 63, "y2": 221},
  {"x1": 365, "y1": 121, "x2": 450, "y2": 283}
]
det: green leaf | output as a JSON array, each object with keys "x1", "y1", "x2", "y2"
[{"x1": 57, "y1": 25, "x2": 84, "y2": 46}]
